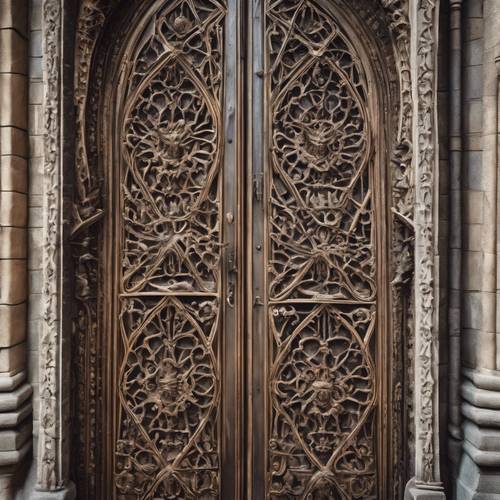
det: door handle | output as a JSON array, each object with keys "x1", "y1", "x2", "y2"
[{"x1": 226, "y1": 244, "x2": 237, "y2": 308}]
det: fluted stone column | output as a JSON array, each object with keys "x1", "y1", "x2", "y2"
[{"x1": 0, "y1": 1, "x2": 33, "y2": 498}]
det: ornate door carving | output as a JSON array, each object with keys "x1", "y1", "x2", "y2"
[
  {"x1": 73, "y1": 0, "x2": 402, "y2": 498},
  {"x1": 248, "y1": 1, "x2": 388, "y2": 498}
]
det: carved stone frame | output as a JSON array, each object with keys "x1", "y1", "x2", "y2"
[{"x1": 35, "y1": 0, "x2": 445, "y2": 497}]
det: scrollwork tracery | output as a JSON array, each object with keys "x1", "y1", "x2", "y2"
[{"x1": 265, "y1": 2, "x2": 379, "y2": 497}]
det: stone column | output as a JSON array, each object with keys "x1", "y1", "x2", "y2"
[
  {"x1": 0, "y1": 1, "x2": 33, "y2": 499},
  {"x1": 405, "y1": 0, "x2": 446, "y2": 498},
  {"x1": 456, "y1": 1, "x2": 500, "y2": 498},
  {"x1": 447, "y1": 0, "x2": 463, "y2": 489},
  {"x1": 31, "y1": 1, "x2": 74, "y2": 498}
]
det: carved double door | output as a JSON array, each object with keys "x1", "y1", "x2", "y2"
[{"x1": 101, "y1": 0, "x2": 391, "y2": 498}]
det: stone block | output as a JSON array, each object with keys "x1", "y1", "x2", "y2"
[
  {"x1": 0, "y1": 304, "x2": 26, "y2": 348},
  {"x1": 0, "y1": 227, "x2": 26, "y2": 259},
  {"x1": 0, "y1": 439, "x2": 30, "y2": 466},
  {"x1": 466, "y1": 0, "x2": 483, "y2": 19},
  {"x1": 29, "y1": 134, "x2": 44, "y2": 158},
  {"x1": 465, "y1": 18, "x2": 482, "y2": 41},
  {"x1": 464, "y1": 133, "x2": 482, "y2": 152},
  {"x1": 0, "y1": 383, "x2": 30, "y2": 412},
  {"x1": 464, "y1": 39, "x2": 483, "y2": 67},
  {"x1": 462, "y1": 401, "x2": 500, "y2": 428},
  {"x1": 0, "y1": 0, "x2": 28, "y2": 36},
  {"x1": 463, "y1": 100, "x2": 483, "y2": 135},
  {"x1": 28, "y1": 81, "x2": 42, "y2": 105},
  {"x1": 464, "y1": 151, "x2": 483, "y2": 191},
  {"x1": 0, "y1": 344, "x2": 25, "y2": 375},
  {"x1": 464, "y1": 190, "x2": 484, "y2": 225},
  {"x1": 28, "y1": 56, "x2": 42, "y2": 80},
  {"x1": 28, "y1": 206, "x2": 42, "y2": 229},
  {"x1": 0, "y1": 29, "x2": 28, "y2": 75},
  {"x1": 0, "y1": 420, "x2": 30, "y2": 451},
  {"x1": 463, "y1": 223, "x2": 481, "y2": 252},
  {"x1": 0, "y1": 400, "x2": 31, "y2": 428},
  {"x1": 0, "y1": 371, "x2": 24, "y2": 392},
  {"x1": 462, "y1": 380, "x2": 500, "y2": 409},
  {"x1": 463, "y1": 251, "x2": 483, "y2": 291},
  {"x1": 29, "y1": 29, "x2": 42, "y2": 58},
  {"x1": 28, "y1": 229, "x2": 43, "y2": 271},
  {"x1": 0, "y1": 127, "x2": 28, "y2": 158},
  {"x1": 0, "y1": 260, "x2": 27, "y2": 304},
  {"x1": 0, "y1": 156, "x2": 27, "y2": 194},
  {"x1": 0, "y1": 192, "x2": 27, "y2": 227},
  {"x1": 30, "y1": 0, "x2": 42, "y2": 31},
  {"x1": 404, "y1": 479, "x2": 445, "y2": 500},
  {"x1": 28, "y1": 103, "x2": 43, "y2": 136},
  {"x1": 0, "y1": 74, "x2": 27, "y2": 129}
]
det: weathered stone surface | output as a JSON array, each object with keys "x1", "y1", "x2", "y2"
[
  {"x1": 0, "y1": 401, "x2": 31, "y2": 428},
  {"x1": 0, "y1": 128, "x2": 28, "y2": 158},
  {"x1": 0, "y1": 259, "x2": 27, "y2": 304},
  {"x1": 0, "y1": 420, "x2": 30, "y2": 451},
  {"x1": 0, "y1": 29, "x2": 28, "y2": 74},
  {"x1": 0, "y1": 192, "x2": 28, "y2": 227},
  {"x1": 0, "y1": 74, "x2": 27, "y2": 129},
  {"x1": 0, "y1": 440, "x2": 30, "y2": 467},
  {"x1": 0, "y1": 0, "x2": 28, "y2": 35},
  {"x1": 0, "y1": 384, "x2": 31, "y2": 412},
  {"x1": 0, "y1": 371, "x2": 25, "y2": 393},
  {"x1": 0, "y1": 156, "x2": 28, "y2": 194},
  {"x1": 405, "y1": 479, "x2": 446, "y2": 500},
  {"x1": 0, "y1": 304, "x2": 26, "y2": 348},
  {"x1": 0, "y1": 344, "x2": 25, "y2": 375},
  {"x1": 0, "y1": 228, "x2": 27, "y2": 260}
]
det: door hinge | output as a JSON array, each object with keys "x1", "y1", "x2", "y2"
[{"x1": 253, "y1": 172, "x2": 263, "y2": 202}]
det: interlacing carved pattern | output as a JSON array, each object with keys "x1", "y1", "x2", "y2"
[
  {"x1": 115, "y1": 1, "x2": 225, "y2": 497},
  {"x1": 266, "y1": 1, "x2": 377, "y2": 497}
]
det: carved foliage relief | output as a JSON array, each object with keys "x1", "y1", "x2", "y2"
[
  {"x1": 114, "y1": 1, "x2": 225, "y2": 497},
  {"x1": 265, "y1": 1, "x2": 378, "y2": 497}
]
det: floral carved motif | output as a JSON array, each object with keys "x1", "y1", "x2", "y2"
[
  {"x1": 265, "y1": 1, "x2": 379, "y2": 496},
  {"x1": 114, "y1": 1, "x2": 225, "y2": 497},
  {"x1": 414, "y1": 0, "x2": 441, "y2": 486},
  {"x1": 39, "y1": 0, "x2": 62, "y2": 491}
]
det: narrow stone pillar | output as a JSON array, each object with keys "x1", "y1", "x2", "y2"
[
  {"x1": 447, "y1": 0, "x2": 463, "y2": 490},
  {"x1": 0, "y1": 1, "x2": 33, "y2": 498},
  {"x1": 405, "y1": 0, "x2": 445, "y2": 497},
  {"x1": 31, "y1": 1, "x2": 74, "y2": 498}
]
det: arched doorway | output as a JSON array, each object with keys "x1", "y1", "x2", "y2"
[{"x1": 71, "y1": 0, "x2": 405, "y2": 498}]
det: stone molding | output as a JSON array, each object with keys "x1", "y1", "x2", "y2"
[
  {"x1": 35, "y1": 0, "x2": 73, "y2": 497},
  {"x1": 405, "y1": 0, "x2": 444, "y2": 496}
]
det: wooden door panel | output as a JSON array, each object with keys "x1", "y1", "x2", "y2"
[
  {"x1": 252, "y1": 0, "x2": 385, "y2": 497},
  {"x1": 111, "y1": 1, "x2": 235, "y2": 497}
]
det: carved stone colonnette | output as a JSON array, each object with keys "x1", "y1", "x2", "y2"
[{"x1": 405, "y1": 0, "x2": 445, "y2": 498}]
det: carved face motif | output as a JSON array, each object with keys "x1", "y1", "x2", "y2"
[{"x1": 155, "y1": 119, "x2": 192, "y2": 163}]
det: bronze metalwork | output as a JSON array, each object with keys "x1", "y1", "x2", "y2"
[{"x1": 72, "y1": 0, "x2": 410, "y2": 498}]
